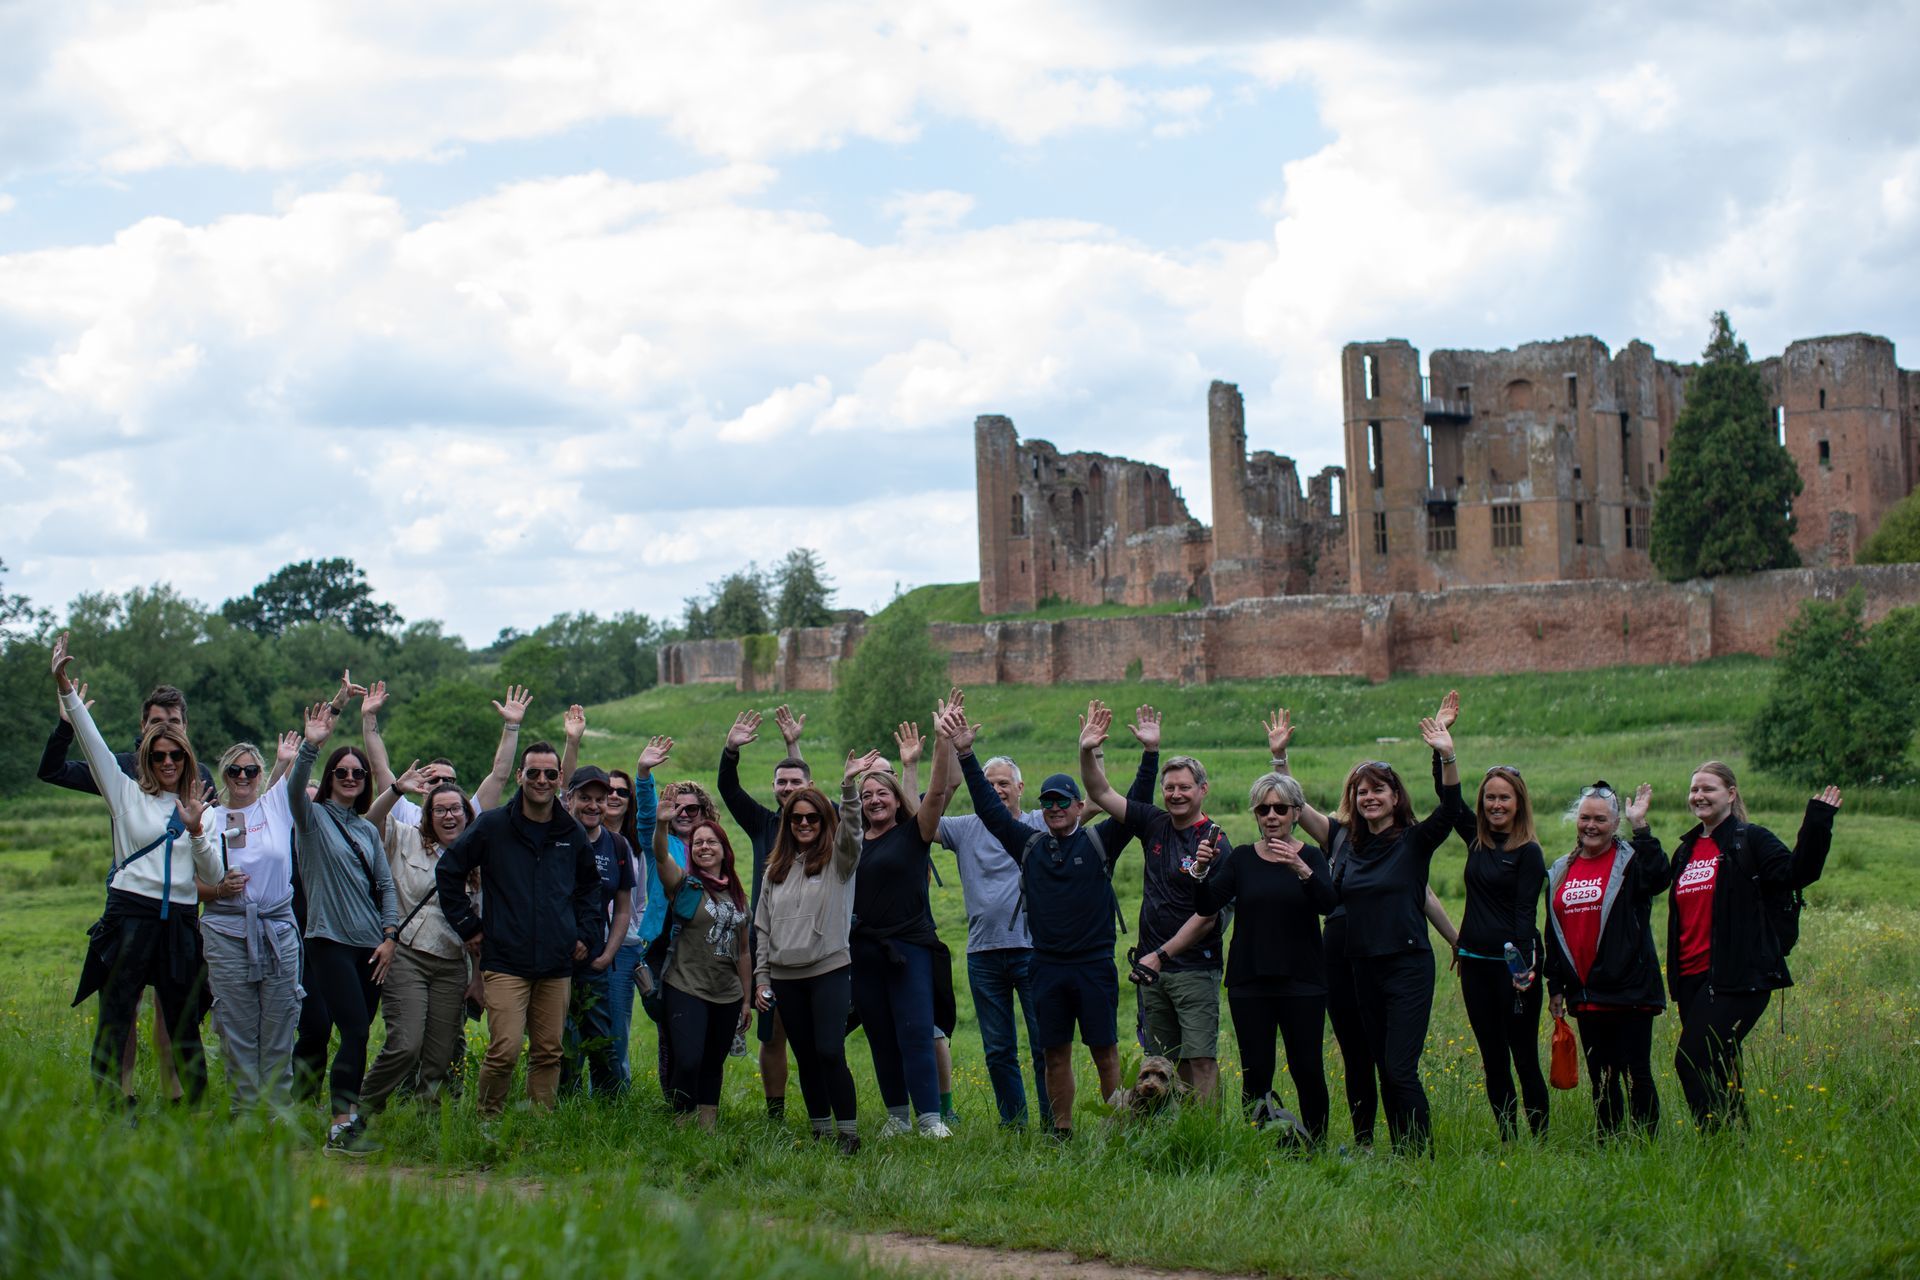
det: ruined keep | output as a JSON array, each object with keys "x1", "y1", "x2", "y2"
[
  {"x1": 973, "y1": 382, "x2": 1347, "y2": 616},
  {"x1": 1343, "y1": 332, "x2": 1919, "y2": 593}
]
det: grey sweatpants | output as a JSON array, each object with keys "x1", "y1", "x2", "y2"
[
  {"x1": 362, "y1": 944, "x2": 470, "y2": 1110},
  {"x1": 202, "y1": 920, "x2": 303, "y2": 1110}
]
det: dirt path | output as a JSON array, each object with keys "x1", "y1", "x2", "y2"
[{"x1": 849, "y1": 1232, "x2": 1267, "y2": 1280}]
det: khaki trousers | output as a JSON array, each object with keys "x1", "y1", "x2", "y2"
[{"x1": 479, "y1": 971, "x2": 571, "y2": 1115}]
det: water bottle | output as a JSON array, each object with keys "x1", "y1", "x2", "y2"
[{"x1": 1503, "y1": 941, "x2": 1531, "y2": 1014}]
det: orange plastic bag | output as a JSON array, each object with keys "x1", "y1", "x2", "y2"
[{"x1": 1549, "y1": 1015, "x2": 1580, "y2": 1090}]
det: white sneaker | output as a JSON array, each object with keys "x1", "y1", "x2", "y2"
[
  {"x1": 878, "y1": 1114, "x2": 913, "y2": 1138},
  {"x1": 918, "y1": 1117, "x2": 953, "y2": 1139}
]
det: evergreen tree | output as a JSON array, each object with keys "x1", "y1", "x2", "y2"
[
  {"x1": 773, "y1": 548, "x2": 835, "y2": 631},
  {"x1": 1650, "y1": 312, "x2": 1802, "y2": 580}
]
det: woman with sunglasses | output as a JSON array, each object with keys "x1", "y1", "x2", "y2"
[
  {"x1": 360, "y1": 769, "x2": 476, "y2": 1111},
  {"x1": 1545, "y1": 781, "x2": 1667, "y2": 1139},
  {"x1": 752, "y1": 754, "x2": 874, "y2": 1151},
  {"x1": 52, "y1": 633, "x2": 224, "y2": 1108},
  {"x1": 289, "y1": 699, "x2": 400, "y2": 1155},
  {"x1": 201, "y1": 732, "x2": 305, "y2": 1112},
  {"x1": 1269, "y1": 710, "x2": 1465, "y2": 1153},
  {"x1": 1137, "y1": 772, "x2": 1336, "y2": 1143},
  {"x1": 1667, "y1": 763, "x2": 1841, "y2": 1130}
]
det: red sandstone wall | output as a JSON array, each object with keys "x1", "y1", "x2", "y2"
[{"x1": 657, "y1": 564, "x2": 1920, "y2": 691}]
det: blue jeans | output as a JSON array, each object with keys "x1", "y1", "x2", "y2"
[
  {"x1": 967, "y1": 947, "x2": 1052, "y2": 1127},
  {"x1": 851, "y1": 937, "x2": 940, "y2": 1116},
  {"x1": 606, "y1": 939, "x2": 647, "y2": 1090},
  {"x1": 561, "y1": 965, "x2": 616, "y2": 1096}
]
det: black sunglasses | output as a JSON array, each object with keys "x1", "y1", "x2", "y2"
[
  {"x1": 150, "y1": 749, "x2": 188, "y2": 765},
  {"x1": 331, "y1": 766, "x2": 367, "y2": 781},
  {"x1": 1253, "y1": 801, "x2": 1295, "y2": 817},
  {"x1": 1039, "y1": 796, "x2": 1076, "y2": 811},
  {"x1": 224, "y1": 764, "x2": 262, "y2": 780},
  {"x1": 524, "y1": 768, "x2": 561, "y2": 782},
  {"x1": 789, "y1": 811, "x2": 822, "y2": 825},
  {"x1": 607, "y1": 788, "x2": 631, "y2": 800}
]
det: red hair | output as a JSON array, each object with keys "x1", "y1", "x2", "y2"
[{"x1": 685, "y1": 818, "x2": 746, "y2": 910}]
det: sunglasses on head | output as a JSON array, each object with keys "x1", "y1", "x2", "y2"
[
  {"x1": 1039, "y1": 795, "x2": 1076, "y2": 811},
  {"x1": 1484, "y1": 765, "x2": 1522, "y2": 777},
  {"x1": 1253, "y1": 801, "x2": 1294, "y2": 817},
  {"x1": 149, "y1": 749, "x2": 187, "y2": 765},
  {"x1": 524, "y1": 768, "x2": 561, "y2": 782},
  {"x1": 331, "y1": 766, "x2": 367, "y2": 781},
  {"x1": 1358, "y1": 760, "x2": 1393, "y2": 774},
  {"x1": 1581, "y1": 782, "x2": 1616, "y2": 799},
  {"x1": 224, "y1": 764, "x2": 262, "y2": 780}
]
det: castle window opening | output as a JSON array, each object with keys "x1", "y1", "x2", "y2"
[
  {"x1": 1071, "y1": 488, "x2": 1086, "y2": 546},
  {"x1": 1620, "y1": 413, "x2": 1632, "y2": 482},
  {"x1": 1625, "y1": 506, "x2": 1649, "y2": 550},
  {"x1": 1492, "y1": 503, "x2": 1523, "y2": 549},
  {"x1": 1819, "y1": 440, "x2": 1831, "y2": 467},
  {"x1": 1010, "y1": 493, "x2": 1027, "y2": 536},
  {"x1": 1457, "y1": 385, "x2": 1471, "y2": 412},
  {"x1": 1423, "y1": 424, "x2": 1435, "y2": 489},
  {"x1": 1363, "y1": 354, "x2": 1378, "y2": 400},
  {"x1": 1427, "y1": 504, "x2": 1457, "y2": 553},
  {"x1": 1372, "y1": 511, "x2": 1389, "y2": 555},
  {"x1": 1775, "y1": 406, "x2": 1786, "y2": 445},
  {"x1": 1819, "y1": 388, "x2": 1826, "y2": 409},
  {"x1": 1575, "y1": 502, "x2": 1586, "y2": 546},
  {"x1": 1368, "y1": 421, "x2": 1384, "y2": 488},
  {"x1": 1569, "y1": 375, "x2": 1579, "y2": 410}
]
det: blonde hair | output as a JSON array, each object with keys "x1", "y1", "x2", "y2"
[
  {"x1": 135, "y1": 723, "x2": 200, "y2": 801},
  {"x1": 215, "y1": 742, "x2": 264, "y2": 807},
  {"x1": 1693, "y1": 760, "x2": 1747, "y2": 822}
]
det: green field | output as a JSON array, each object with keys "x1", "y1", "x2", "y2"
[
  {"x1": 3, "y1": 658, "x2": 1918, "y2": 1278},
  {"x1": 875, "y1": 580, "x2": 1205, "y2": 625}
]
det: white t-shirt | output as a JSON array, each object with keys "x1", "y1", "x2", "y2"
[{"x1": 211, "y1": 778, "x2": 296, "y2": 906}]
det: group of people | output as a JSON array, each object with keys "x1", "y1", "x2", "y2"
[{"x1": 41, "y1": 632, "x2": 1843, "y2": 1157}]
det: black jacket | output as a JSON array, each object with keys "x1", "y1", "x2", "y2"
[
  {"x1": 1434, "y1": 754, "x2": 1546, "y2": 958},
  {"x1": 40, "y1": 719, "x2": 217, "y2": 794},
  {"x1": 437, "y1": 799, "x2": 602, "y2": 980},
  {"x1": 1543, "y1": 830, "x2": 1671, "y2": 1011},
  {"x1": 1327, "y1": 783, "x2": 1466, "y2": 958},
  {"x1": 717, "y1": 746, "x2": 781, "y2": 902},
  {"x1": 1665, "y1": 800, "x2": 1837, "y2": 997},
  {"x1": 1196, "y1": 840, "x2": 1337, "y2": 991}
]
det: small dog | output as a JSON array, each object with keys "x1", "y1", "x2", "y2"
[{"x1": 1106, "y1": 1055, "x2": 1187, "y2": 1117}]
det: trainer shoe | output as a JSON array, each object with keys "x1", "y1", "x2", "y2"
[
  {"x1": 323, "y1": 1115, "x2": 382, "y2": 1158},
  {"x1": 878, "y1": 1114, "x2": 913, "y2": 1138},
  {"x1": 918, "y1": 1117, "x2": 953, "y2": 1139}
]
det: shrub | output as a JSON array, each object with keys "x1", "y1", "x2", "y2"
[
  {"x1": 831, "y1": 595, "x2": 947, "y2": 757},
  {"x1": 1857, "y1": 489, "x2": 1920, "y2": 565},
  {"x1": 1749, "y1": 588, "x2": 1914, "y2": 785}
]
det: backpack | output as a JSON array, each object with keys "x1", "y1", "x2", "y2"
[{"x1": 1005, "y1": 824, "x2": 1123, "y2": 936}]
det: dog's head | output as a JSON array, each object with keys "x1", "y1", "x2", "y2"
[{"x1": 1128, "y1": 1055, "x2": 1178, "y2": 1112}]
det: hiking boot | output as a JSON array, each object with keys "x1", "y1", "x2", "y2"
[
  {"x1": 878, "y1": 1114, "x2": 913, "y2": 1138},
  {"x1": 836, "y1": 1131, "x2": 862, "y2": 1156},
  {"x1": 323, "y1": 1116, "x2": 381, "y2": 1158}
]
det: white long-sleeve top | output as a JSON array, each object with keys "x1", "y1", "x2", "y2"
[{"x1": 63, "y1": 687, "x2": 221, "y2": 906}]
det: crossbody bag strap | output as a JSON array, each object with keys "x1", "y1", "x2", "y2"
[{"x1": 320, "y1": 805, "x2": 382, "y2": 910}]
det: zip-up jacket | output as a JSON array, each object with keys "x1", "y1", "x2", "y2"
[
  {"x1": 438, "y1": 798, "x2": 601, "y2": 980},
  {"x1": 1434, "y1": 753, "x2": 1546, "y2": 958},
  {"x1": 1665, "y1": 799, "x2": 1837, "y2": 998},
  {"x1": 1543, "y1": 829, "x2": 1671, "y2": 1011},
  {"x1": 717, "y1": 745, "x2": 782, "y2": 902}
]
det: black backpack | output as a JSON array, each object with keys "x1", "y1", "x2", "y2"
[{"x1": 1005, "y1": 825, "x2": 1122, "y2": 935}]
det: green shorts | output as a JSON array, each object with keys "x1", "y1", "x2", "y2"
[{"x1": 1141, "y1": 968, "x2": 1221, "y2": 1061}]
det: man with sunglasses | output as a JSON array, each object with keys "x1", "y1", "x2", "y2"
[
  {"x1": 436, "y1": 740, "x2": 604, "y2": 1116},
  {"x1": 558, "y1": 764, "x2": 635, "y2": 1097},
  {"x1": 933, "y1": 700, "x2": 1139, "y2": 1140},
  {"x1": 717, "y1": 706, "x2": 810, "y2": 1120}
]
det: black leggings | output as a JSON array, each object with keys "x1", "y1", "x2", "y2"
[
  {"x1": 1350, "y1": 949, "x2": 1435, "y2": 1152},
  {"x1": 772, "y1": 966, "x2": 858, "y2": 1124},
  {"x1": 1322, "y1": 919, "x2": 1380, "y2": 1145},
  {"x1": 1673, "y1": 973, "x2": 1771, "y2": 1130},
  {"x1": 305, "y1": 937, "x2": 380, "y2": 1115},
  {"x1": 1226, "y1": 989, "x2": 1329, "y2": 1142},
  {"x1": 1574, "y1": 1009, "x2": 1660, "y2": 1138},
  {"x1": 664, "y1": 985, "x2": 738, "y2": 1111},
  {"x1": 1458, "y1": 956, "x2": 1548, "y2": 1139},
  {"x1": 643, "y1": 935, "x2": 673, "y2": 1095}
]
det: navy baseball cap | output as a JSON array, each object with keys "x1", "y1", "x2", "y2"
[
  {"x1": 567, "y1": 765, "x2": 612, "y2": 793},
  {"x1": 1038, "y1": 773, "x2": 1081, "y2": 801}
]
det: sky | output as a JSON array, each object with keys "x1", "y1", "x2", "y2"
[{"x1": 3, "y1": 0, "x2": 1918, "y2": 645}]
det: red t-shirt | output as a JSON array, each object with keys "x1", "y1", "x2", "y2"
[
  {"x1": 1554, "y1": 847, "x2": 1617, "y2": 986},
  {"x1": 1673, "y1": 833, "x2": 1719, "y2": 976}
]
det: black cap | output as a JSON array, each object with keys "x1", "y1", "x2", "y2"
[
  {"x1": 1038, "y1": 773, "x2": 1081, "y2": 801},
  {"x1": 567, "y1": 765, "x2": 612, "y2": 794}
]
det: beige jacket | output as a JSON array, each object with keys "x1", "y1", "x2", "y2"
[{"x1": 752, "y1": 784, "x2": 863, "y2": 985}]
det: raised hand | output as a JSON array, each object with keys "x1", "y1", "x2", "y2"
[
  {"x1": 174, "y1": 784, "x2": 210, "y2": 836},
  {"x1": 1624, "y1": 783, "x2": 1653, "y2": 830},
  {"x1": 843, "y1": 749, "x2": 883, "y2": 784},
  {"x1": 493, "y1": 684, "x2": 532, "y2": 726},
  {"x1": 57, "y1": 679, "x2": 93, "y2": 723},
  {"x1": 773, "y1": 705, "x2": 805, "y2": 748},
  {"x1": 1264, "y1": 708, "x2": 1293, "y2": 756},
  {"x1": 564, "y1": 704, "x2": 587, "y2": 742},
  {"x1": 1815, "y1": 785, "x2": 1843, "y2": 809},
  {"x1": 1079, "y1": 700, "x2": 1113, "y2": 752},
  {"x1": 933, "y1": 705, "x2": 976, "y2": 753},
  {"x1": 636, "y1": 735, "x2": 674, "y2": 774},
  {"x1": 1436, "y1": 689, "x2": 1460, "y2": 731},
  {"x1": 337, "y1": 669, "x2": 368, "y2": 705},
  {"x1": 726, "y1": 710, "x2": 761, "y2": 751},
  {"x1": 1264, "y1": 833, "x2": 1307, "y2": 874},
  {"x1": 303, "y1": 701, "x2": 334, "y2": 747},
  {"x1": 50, "y1": 632, "x2": 75, "y2": 691},
  {"x1": 894, "y1": 721, "x2": 924, "y2": 766},
  {"x1": 1122, "y1": 705, "x2": 1159, "y2": 752},
  {"x1": 395, "y1": 759, "x2": 432, "y2": 796},
  {"x1": 362, "y1": 679, "x2": 389, "y2": 717},
  {"x1": 1417, "y1": 716, "x2": 1454, "y2": 758},
  {"x1": 276, "y1": 730, "x2": 300, "y2": 766}
]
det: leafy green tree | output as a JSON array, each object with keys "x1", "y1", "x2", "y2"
[
  {"x1": 1867, "y1": 603, "x2": 1920, "y2": 718},
  {"x1": 384, "y1": 678, "x2": 508, "y2": 783},
  {"x1": 831, "y1": 593, "x2": 947, "y2": 757},
  {"x1": 498, "y1": 636, "x2": 566, "y2": 718},
  {"x1": 1651, "y1": 312, "x2": 1803, "y2": 581},
  {"x1": 708, "y1": 567, "x2": 771, "y2": 639},
  {"x1": 0, "y1": 561, "x2": 56, "y2": 794},
  {"x1": 1857, "y1": 490, "x2": 1920, "y2": 565},
  {"x1": 773, "y1": 548, "x2": 836, "y2": 631},
  {"x1": 64, "y1": 583, "x2": 208, "y2": 700},
  {"x1": 1750, "y1": 588, "x2": 1914, "y2": 785},
  {"x1": 222, "y1": 558, "x2": 402, "y2": 638}
]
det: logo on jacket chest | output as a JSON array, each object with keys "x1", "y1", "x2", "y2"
[
  {"x1": 1561, "y1": 877, "x2": 1604, "y2": 907},
  {"x1": 1676, "y1": 859, "x2": 1715, "y2": 891}
]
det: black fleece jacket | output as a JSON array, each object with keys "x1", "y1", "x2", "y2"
[
  {"x1": 437, "y1": 799, "x2": 602, "y2": 980},
  {"x1": 1543, "y1": 829, "x2": 1672, "y2": 1012}
]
